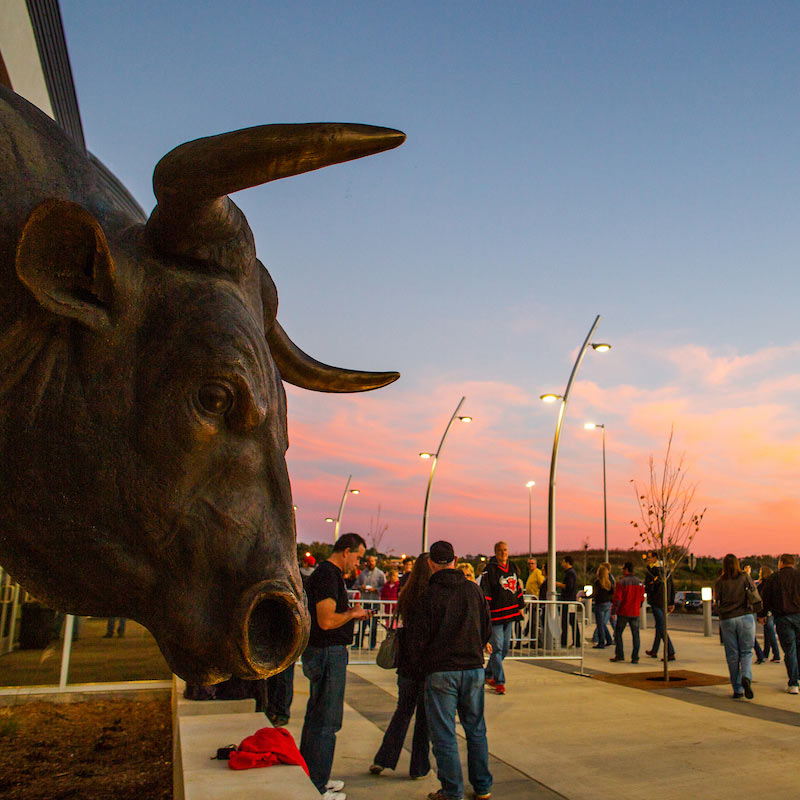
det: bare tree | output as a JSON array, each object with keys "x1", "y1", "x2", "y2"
[
  {"x1": 367, "y1": 504, "x2": 389, "y2": 554},
  {"x1": 630, "y1": 428, "x2": 706, "y2": 681}
]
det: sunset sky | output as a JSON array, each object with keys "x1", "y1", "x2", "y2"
[{"x1": 61, "y1": 1, "x2": 800, "y2": 558}]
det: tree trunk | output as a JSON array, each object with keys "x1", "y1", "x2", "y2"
[{"x1": 662, "y1": 570, "x2": 669, "y2": 681}]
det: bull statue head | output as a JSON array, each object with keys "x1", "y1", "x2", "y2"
[{"x1": 0, "y1": 86, "x2": 403, "y2": 683}]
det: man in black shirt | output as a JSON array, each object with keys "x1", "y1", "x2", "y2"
[
  {"x1": 556, "y1": 555, "x2": 579, "y2": 647},
  {"x1": 300, "y1": 533, "x2": 369, "y2": 798}
]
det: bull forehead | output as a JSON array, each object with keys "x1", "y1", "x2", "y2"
[{"x1": 141, "y1": 271, "x2": 277, "y2": 409}]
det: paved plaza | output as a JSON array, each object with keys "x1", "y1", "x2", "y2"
[{"x1": 283, "y1": 627, "x2": 800, "y2": 800}]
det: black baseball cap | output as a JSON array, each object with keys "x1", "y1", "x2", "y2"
[{"x1": 430, "y1": 540, "x2": 455, "y2": 565}]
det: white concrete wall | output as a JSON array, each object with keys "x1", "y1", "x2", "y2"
[{"x1": 0, "y1": 0, "x2": 54, "y2": 117}]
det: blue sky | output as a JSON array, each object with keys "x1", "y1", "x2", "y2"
[{"x1": 60, "y1": 1, "x2": 800, "y2": 556}]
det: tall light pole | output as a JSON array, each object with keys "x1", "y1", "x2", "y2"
[
  {"x1": 419, "y1": 396, "x2": 472, "y2": 551},
  {"x1": 540, "y1": 315, "x2": 610, "y2": 603},
  {"x1": 584, "y1": 423, "x2": 608, "y2": 563},
  {"x1": 324, "y1": 474, "x2": 360, "y2": 541},
  {"x1": 526, "y1": 481, "x2": 535, "y2": 559}
]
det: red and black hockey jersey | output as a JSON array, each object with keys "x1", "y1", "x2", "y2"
[{"x1": 481, "y1": 558, "x2": 525, "y2": 624}]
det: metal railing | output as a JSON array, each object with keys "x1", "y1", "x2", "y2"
[
  {"x1": 506, "y1": 598, "x2": 586, "y2": 673},
  {"x1": 345, "y1": 595, "x2": 586, "y2": 674}
]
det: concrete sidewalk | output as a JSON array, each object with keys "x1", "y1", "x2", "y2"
[{"x1": 284, "y1": 628, "x2": 800, "y2": 800}]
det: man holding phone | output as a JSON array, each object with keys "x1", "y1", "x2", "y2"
[{"x1": 300, "y1": 532, "x2": 370, "y2": 799}]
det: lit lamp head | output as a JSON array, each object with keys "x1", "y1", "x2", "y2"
[
  {"x1": 540, "y1": 393, "x2": 562, "y2": 403},
  {"x1": 324, "y1": 517, "x2": 335, "y2": 523},
  {"x1": 701, "y1": 587, "x2": 713, "y2": 602},
  {"x1": 584, "y1": 584, "x2": 593, "y2": 597},
  {"x1": 419, "y1": 452, "x2": 434, "y2": 459},
  {"x1": 458, "y1": 416, "x2": 473, "y2": 423},
  {"x1": 349, "y1": 489, "x2": 360, "y2": 495},
  {"x1": 525, "y1": 480, "x2": 535, "y2": 489},
  {"x1": 591, "y1": 343, "x2": 611, "y2": 352},
  {"x1": 584, "y1": 422, "x2": 604, "y2": 430}
]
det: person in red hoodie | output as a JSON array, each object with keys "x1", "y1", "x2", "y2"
[
  {"x1": 481, "y1": 540, "x2": 524, "y2": 694},
  {"x1": 609, "y1": 562, "x2": 645, "y2": 664}
]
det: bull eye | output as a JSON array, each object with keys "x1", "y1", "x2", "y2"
[{"x1": 197, "y1": 382, "x2": 234, "y2": 416}]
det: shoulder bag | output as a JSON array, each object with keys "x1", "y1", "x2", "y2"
[
  {"x1": 376, "y1": 616, "x2": 399, "y2": 669},
  {"x1": 745, "y1": 576, "x2": 763, "y2": 614}
]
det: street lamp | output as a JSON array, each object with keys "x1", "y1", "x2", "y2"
[
  {"x1": 525, "y1": 481, "x2": 535, "y2": 559},
  {"x1": 584, "y1": 422, "x2": 608, "y2": 562},
  {"x1": 540, "y1": 315, "x2": 610, "y2": 604},
  {"x1": 420, "y1": 396, "x2": 472, "y2": 551},
  {"x1": 324, "y1": 474, "x2": 361, "y2": 541}
]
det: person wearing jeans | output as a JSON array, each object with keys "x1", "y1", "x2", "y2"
[
  {"x1": 481, "y1": 540, "x2": 524, "y2": 695},
  {"x1": 591, "y1": 565, "x2": 614, "y2": 648},
  {"x1": 420, "y1": 540, "x2": 493, "y2": 800},
  {"x1": 715, "y1": 553, "x2": 757, "y2": 699},
  {"x1": 760, "y1": 554, "x2": 800, "y2": 694},
  {"x1": 426, "y1": 668, "x2": 491, "y2": 800},
  {"x1": 609, "y1": 562, "x2": 645, "y2": 664},
  {"x1": 757, "y1": 567, "x2": 781, "y2": 662},
  {"x1": 644, "y1": 555, "x2": 675, "y2": 660},
  {"x1": 300, "y1": 533, "x2": 370, "y2": 798}
]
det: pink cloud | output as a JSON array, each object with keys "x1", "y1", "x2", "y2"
[{"x1": 282, "y1": 340, "x2": 800, "y2": 558}]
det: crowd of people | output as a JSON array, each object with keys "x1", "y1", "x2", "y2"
[
  {"x1": 187, "y1": 543, "x2": 800, "y2": 800},
  {"x1": 301, "y1": 534, "x2": 493, "y2": 800}
]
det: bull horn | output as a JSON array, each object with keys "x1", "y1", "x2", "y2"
[
  {"x1": 145, "y1": 124, "x2": 406, "y2": 264},
  {"x1": 267, "y1": 320, "x2": 399, "y2": 393}
]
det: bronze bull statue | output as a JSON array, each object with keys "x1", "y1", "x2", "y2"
[{"x1": 0, "y1": 85, "x2": 403, "y2": 683}]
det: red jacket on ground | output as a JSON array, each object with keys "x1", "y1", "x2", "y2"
[
  {"x1": 228, "y1": 727, "x2": 309, "y2": 774},
  {"x1": 611, "y1": 573, "x2": 645, "y2": 617}
]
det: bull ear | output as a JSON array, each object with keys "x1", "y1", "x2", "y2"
[{"x1": 15, "y1": 199, "x2": 115, "y2": 330}]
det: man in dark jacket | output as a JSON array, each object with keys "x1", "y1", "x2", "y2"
[
  {"x1": 644, "y1": 553, "x2": 676, "y2": 661},
  {"x1": 481, "y1": 540, "x2": 524, "y2": 694},
  {"x1": 759, "y1": 553, "x2": 800, "y2": 694},
  {"x1": 420, "y1": 540, "x2": 492, "y2": 800},
  {"x1": 556, "y1": 555, "x2": 579, "y2": 647}
]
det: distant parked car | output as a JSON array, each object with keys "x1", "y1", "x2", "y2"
[{"x1": 674, "y1": 590, "x2": 703, "y2": 612}]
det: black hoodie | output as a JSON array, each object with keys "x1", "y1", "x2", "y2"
[{"x1": 419, "y1": 568, "x2": 491, "y2": 674}]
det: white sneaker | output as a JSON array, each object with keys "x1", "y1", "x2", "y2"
[
  {"x1": 326, "y1": 780, "x2": 345, "y2": 791},
  {"x1": 322, "y1": 791, "x2": 345, "y2": 800},
  {"x1": 786, "y1": 685, "x2": 799, "y2": 695}
]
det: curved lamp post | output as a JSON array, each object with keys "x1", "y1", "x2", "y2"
[
  {"x1": 419, "y1": 396, "x2": 472, "y2": 551},
  {"x1": 526, "y1": 481, "x2": 535, "y2": 559},
  {"x1": 324, "y1": 474, "x2": 360, "y2": 541},
  {"x1": 540, "y1": 315, "x2": 610, "y2": 603},
  {"x1": 584, "y1": 423, "x2": 608, "y2": 563}
]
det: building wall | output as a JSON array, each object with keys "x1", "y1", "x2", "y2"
[{"x1": 0, "y1": 0, "x2": 55, "y2": 118}]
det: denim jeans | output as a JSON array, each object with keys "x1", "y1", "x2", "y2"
[
  {"x1": 650, "y1": 606, "x2": 675, "y2": 657},
  {"x1": 593, "y1": 602, "x2": 613, "y2": 646},
  {"x1": 763, "y1": 615, "x2": 781, "y2": 660},
  {"x1": 720, "y1": 614, "x2": 755, "y2": 693},
  {"x1": 485, "y1": 622, "x2": 512, "y2": 684},
  {"x1": 614, "y1": 615, "x2": 640, "y2": 661},
  {"x1": 373, "y1": 674, "x2": 430, "y2": 776},
  {"x1": 300, "y1": 645, "x2": 348, "y2": 793},
  {"x1": 775, "y1": 613, "x2": 800, "y2": 687},
  {"x1": 266, "y1": 663, "x2": 294, "y2": 720},
  {"x1": 425, "y1": 668, "x2": 492, "y2": 800}
]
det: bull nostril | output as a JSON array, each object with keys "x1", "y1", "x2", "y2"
[{"x1": 245, "y1": 591, "x2": 304, "y2": 671}]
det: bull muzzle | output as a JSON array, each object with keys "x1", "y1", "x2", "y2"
[{"x1": 236, "y1": 580, "x2": 309, "y2": 679}]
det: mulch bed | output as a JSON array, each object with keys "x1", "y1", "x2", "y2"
[
  {"x1": 593, "y1": 669, "x2": 729, "y2": 691},
  {"x1": 0, "y1": 697, "x2": 172, "y2": 799}
]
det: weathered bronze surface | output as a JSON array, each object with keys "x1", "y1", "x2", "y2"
[{"x1": 0, "y1": 85, "x2": 403, "y2": 683}]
